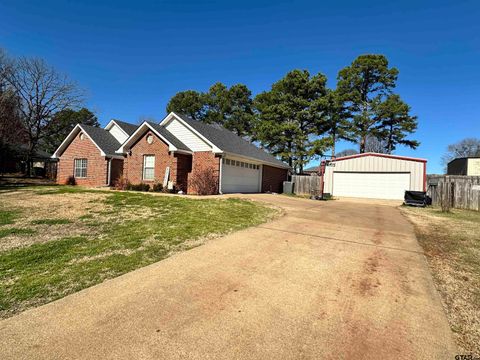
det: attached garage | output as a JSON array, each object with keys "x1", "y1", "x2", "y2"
[
  {"x1": 221, "y1": 158, "x2": 261, "y2": 193},
  {"x1": 323, "y1": 153, "x2": 427, "y2": 200}
]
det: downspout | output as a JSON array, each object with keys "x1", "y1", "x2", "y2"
[
  {"x1": 218, "y1": 155, "x2": 223, "y2": 194},
  {"x1": 107, "y1": 158, "x2": 112, "y2": 186}
]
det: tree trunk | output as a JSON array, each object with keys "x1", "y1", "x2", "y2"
[
  {"x1": 359, "y1": 135, "x2": 366, "y2": 153},
  {"x1": 387, "y1": 124, "x2": 393, "y2": 154},
  {"x1": 287, "y1": 140, "x2": 293, "y2": 171},
  {"x1": 26, "y1": 139, "x2": 35, "y2": 177},
  {"x1": 331, "y1": 131, "x2": 336, "y2": 158},
  {"x1": 25, "y1": 155, "x2": 32, "y2": 176}
]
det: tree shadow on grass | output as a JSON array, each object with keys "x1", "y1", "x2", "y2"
[{"x1": 0, "y1": 174, "x2": 56, "y2": 193}]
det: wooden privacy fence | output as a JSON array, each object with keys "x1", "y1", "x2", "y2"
[
  {"x1": 427, "y1": 175, "x2": 480, "y2": 211},
  {"x1": 291, "y1": 175, "x2": 322, "y2": 196}
]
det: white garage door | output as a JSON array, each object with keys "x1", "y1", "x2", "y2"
[
  {"x1": 333, "y1": 172, "x2": 410, "y2": 200},
  {"x1": 221, "y1": 159, "x2": 261, "y2": 193}
]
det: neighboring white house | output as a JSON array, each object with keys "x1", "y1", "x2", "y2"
[{"x1": 322, "y1": 153, "x2": 427, "y2": 200}]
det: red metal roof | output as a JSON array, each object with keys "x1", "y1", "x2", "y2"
[{"x1": 323, "y1": 152, "x2": 427, "y2": 164}]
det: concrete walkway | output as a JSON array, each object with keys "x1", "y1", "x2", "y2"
[{"x1": 0, "y1": 195, "x2": 456, "y2": 359}]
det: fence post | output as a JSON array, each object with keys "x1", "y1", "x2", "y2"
[{"x1": 441, "y1": 178, "x2": 450, "y2": 212}]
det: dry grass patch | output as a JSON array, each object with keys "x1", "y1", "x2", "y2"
[
  {"x1": 1, "y1": 188, "x2": 109, "y2": 221},
  {"x1": 0, "y1": 189, "x2": 107, "y2": 252},
  {"x1": 401, "y1": 206, "x2": 480, "y2": 354},
  {"x1": 0, "y1": 186, "x2": 277, "y2": 319}
]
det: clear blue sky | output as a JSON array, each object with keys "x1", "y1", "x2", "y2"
[{"x1": 1, "y1": 0, "x2": 479, "y2": 173}]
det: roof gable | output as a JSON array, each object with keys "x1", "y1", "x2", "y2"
[
  {"x1": 104, "y1": 119, "x2": 139, "y2": 144},
  {"x1": 160, "y1": 112, "x2": 289, "y2": 169},
  {"x1": 52, "y1": 124, "x2": 122, "y2": 158},
  {"x1": 116, "y1": 121, "x2": 191, "y2": 154},
  {"x1": 145, "y1": 122, "x2": 191, "y2": 152},
  {"x1": 160, "y1": 113, "x2": 220, "y2": 152}
]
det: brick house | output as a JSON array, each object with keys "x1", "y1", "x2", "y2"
[
  {"x1": 53, "y1": 112, "x2": 290, "y2": 194},
  {"x1": 52, "y1": 120, "x2": 138, "y2": 186}
]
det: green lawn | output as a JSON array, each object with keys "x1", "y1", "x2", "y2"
[
  {"x1": 401, "y1": 206, "x2": 480, "y2": 354},
  {"x1": 0, "y1": 187, "x2": 276, "y2": 318}
]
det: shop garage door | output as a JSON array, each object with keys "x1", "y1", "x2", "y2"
[
  {"x1": 221, "y1": 160, "x2": 261, "y2": 193},
  {"x1": 333, "y1": 172, "x2": 410, "y2": 200}
]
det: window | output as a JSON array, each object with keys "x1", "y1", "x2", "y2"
[
  {"x1": 74, "y1": 159, "x2": 87, "y2": 178},
  {"x1": 143, "y1": 155, "x2": 155, "y2": 180}
]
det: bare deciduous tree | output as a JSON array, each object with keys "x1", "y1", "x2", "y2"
[
  {"x1": 364, "y1": 135, "x2": 388, "y2": 153},
  {"x1": 0, "y1": 50, "x2": 25, "y2": 173},
  {"x1": 3, "y1": 56, "x2": 84, "y2": 174},
  {"x1": 137, "y1": 115, "x2": 158, "y2": 125},
  {"x1": 441, "y1": 138, "x2": 480, "y2": 170},
  {"x1": 335, "y1": 148, "x2": 358, "y2": 158}
]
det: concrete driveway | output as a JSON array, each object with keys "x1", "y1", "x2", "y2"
[{"x1": 0, "y1": 195, "x2": 456, "y2": 359}]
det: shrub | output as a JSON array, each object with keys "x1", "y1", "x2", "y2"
[
  {"x1": 189, "y1": 168, "x2": 218, "y2": 195},
  {"x1": 162, "y1": 184, "x2": 176, "y2": 194},
  {"x1": 152, "y1": 182, "x2": 163, "y2": 192},
  {"x1": 126, "y1": 182, "x2": 150, "y2": 192},
  {"x1": 66, "y1": 176, "x2": 76, "y2": 185},
  {"x1": 113, "y1": 175, "x2": 128, "y2": 190}
]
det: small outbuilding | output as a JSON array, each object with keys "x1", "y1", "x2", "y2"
[
  {"x1": 322, "y1": 153, "x2": 427, "y2": 200},
  {"x1": 447, "y1": 157, "x2": 480, "y2": 176}
]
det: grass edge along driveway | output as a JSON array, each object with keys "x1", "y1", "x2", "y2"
[
  {"x1": 401, "y1": 206, "x2": 480, "y2": 354},
  {"x1": 0, "y1": 187, "x2": 277, "y2": 319}
]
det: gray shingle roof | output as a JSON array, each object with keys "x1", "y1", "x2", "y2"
[
  {"x1": 80, "y1": 125, "x2": 122, "y2": 156},
  {"x1": 146, "y1": 122, "x2": 191, "y2": 152},
  {"x1": 175, "y1": 114, "x2": 289, "y2": 168},
  {"x1": 113, "y1": 119, "x2": 138, "y2": 136}
]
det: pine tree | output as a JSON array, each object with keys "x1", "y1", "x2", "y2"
[
  {"x1": 254, "y1": 69, "x2": 328, "y2": 172},
  {"x1": 337, "y1": 54, "x2": 398, "y2": 153},
  {"x1": 375, "y1": 94, "x2": 419, "y2": 153}
]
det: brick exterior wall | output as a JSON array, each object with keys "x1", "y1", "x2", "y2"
[
  {"x1": 261, "y1": 165, "x2": 288, "y2": 193},
  {"x1": 124, "y1": 130, "x2": 175, "y2": 185},
  {"x1": 57, "y1": 132, "x2": 108, "y2": 186},
  {"x1": 187, "y1": 151, "x2": 220, "y2": 194},
  {"x1": 57, "y1": 127, "x2": 286, "y2": 194}
]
